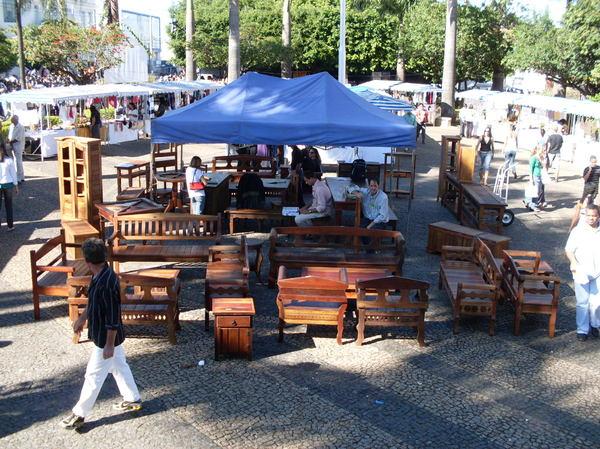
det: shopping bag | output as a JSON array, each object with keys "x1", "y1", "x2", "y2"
[
  {"x1": 525, "y1": 183, "x2": 538, "y2": 199},
  {"x1": 541, "y1": 169, "x2": 551, "y2": 185}
]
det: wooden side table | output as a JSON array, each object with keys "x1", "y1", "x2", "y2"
[
  {"x1": 213, "y1": 297, "x2": 255, "y2": 361},
  {"x1": 62, "y1": 219, "x2": 100, "y2": 259}
]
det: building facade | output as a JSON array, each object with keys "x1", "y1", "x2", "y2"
[{"x1": 0, "y1": 0, "x2": 98, "y2": 30}]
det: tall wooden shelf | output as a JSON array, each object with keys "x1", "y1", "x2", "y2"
[
  {"x1": 57, "y1": 136, "x2": 103, "y2": 229},
  {"x1": 437, "y1": 135, "x2": 476, "y2": 202}
]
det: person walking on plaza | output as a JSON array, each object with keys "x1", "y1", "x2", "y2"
[
  {"x1": 0, "y1": 139, "x2": 18, "y2": 231},
  {"x1": 295, "y1": 171, "x2": 334, "y2": 226},
  {"x1": 503, "y1": 124, "x2": 519, "y2": 179},
  {"x1": 186, "y1": 156, "x2": 207, "y2": 214},
  {"x1": 525, "y1": 147, "x2": 545, "y2": 212},
  {"x1": 565, "y1": 204, "x2": 600, "y2": 342},
  {"x1": 581, "y1": 155, "x2": 600, "y2": 205},
  {"x1": 415, "y1": 104, "x2": 427, "y2": 144},
  {"x1": 7, "y1": 115, "x2": 25, "y2": 183},
  {"x1": 89, "y1": 105, "x2": 102, "y2": 139},
  {"x1": 61, "y1": 238, "x2": 141, "y2": 430},
  {"x1": 545, "y1": 125, "x2": 563, "y2": 182},
  {"x1": 475, "y1": 127, "x2": 494, "y2": 186},
  {"x1": 350, "y1": 178, "x2": 390, "y2": 230}
]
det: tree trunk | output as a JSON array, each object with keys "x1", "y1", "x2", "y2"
[
  {"x1": 107, "y1": 0, "x2": 119, "y2": 24},
  {"x1": 396, "y1": 57, "x2": 405, "y2": 82},
  {"x1": 185, "y1": 0, "x2": 195, "y2": 82},
  {"x1": 228, "y1": 0, "x2": 240, "y2": 82},
  {"x1": 15, "y1": 0, "x2": 26, "y2": 89},
  {"x1": 491, "y1": 67, "x2": 504, "y2": 91},
  {"x1": 281, "y1": 0, "x2": 292, "y2": 78},
  {"x1": 441, "y1": 0, "x2": 457, "y2": 120}
]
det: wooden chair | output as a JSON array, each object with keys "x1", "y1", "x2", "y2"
[
  {"x1": 29, "y1": 230, "x2": 90, "y2": 320},
  {"x1": 204, "y1": 237, "x2": 250, "y2": 331},
  {"x1": 151, "y1": 143, "x2": 179, "y2": 203},
  {"x1": 501, "y1": 252, "x2": 560, "y2": 337},
  {"x1": 276, "y1": 266, "x2": 348, "y2": 344},
  {"x1": 355, "y1": 276, "x2": 430, "y2": 347}
]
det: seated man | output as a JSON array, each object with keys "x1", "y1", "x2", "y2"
[
  {"x1": 294, "y1": 171, "x2": 334, "y2": 227},
  {"x1": 350, "y1": 179, "x2": 390, "y2": 229}
]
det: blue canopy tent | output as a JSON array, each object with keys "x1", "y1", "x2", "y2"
[
  {"x1": 152, "y1": 72, "x2": 416, "y2": 148},
  {"x1": 349, "y1": 86, "x2": 414, "y2": 112}
]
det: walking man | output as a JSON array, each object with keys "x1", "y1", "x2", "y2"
[
  {"x1": 415, "y1": 104, "x2": 427, "y2": 144},
  {"x1": 565, "y1": 204, "x2": 600, "y2": 342},
  {"x1": 582, "y1": 155, "x2": 600, "y2": 205},
  {"x1": 7, "y1": 115, "x2": 25, "y2": 183},
  {"x1": 61, "y1": 238, "x2": 141, "y2": 430},
  {"x1": 545, "y1": 125, "x2": 563, "y2": 182}
]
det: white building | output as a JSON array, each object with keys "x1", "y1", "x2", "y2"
[{"x1": 0, "y1": 0, "x2": 98, "y2": 29}]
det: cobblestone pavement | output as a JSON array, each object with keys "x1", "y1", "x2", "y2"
[{"x1": 1, "y1": 127, "x2": 599, "y2": 449}]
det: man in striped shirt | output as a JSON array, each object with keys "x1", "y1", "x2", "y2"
[{"x1": 61, "y1": 239, "x2": 141, "y2": 430}]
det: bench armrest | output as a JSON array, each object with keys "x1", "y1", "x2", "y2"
[
  {"x1": 68, "y1": 276, "x2": 93, "y2": 287},
  {"x1": 458, "y1": 282, "x2": 496, "y2": 291},
  {"x1": 107, "y1": 228, "x2": 123, "y2": 246},
  {"x1": 36, "y1": 265, "x2": 76, "y2": 274},
  {"x1": 441, "y1": 245, "x2": 473, "y2": 261}
]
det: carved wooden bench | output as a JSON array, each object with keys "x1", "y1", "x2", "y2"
[
  {"x1": 438, "y1": 238, "x2": 501, "y2": 335},
  {"x1": 225, "y1": 207, "x2": 293, "y2": 234}
]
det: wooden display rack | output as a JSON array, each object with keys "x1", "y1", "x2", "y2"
[
  {"x1": 437, "y1": 135, "x2": 476, "y2": 202},
  {"x1": 383, "y1": 150, "x2": 416, "y2": 203},
  {"x1": 57, "y1": 136, "x2": 103, "y2": 229}
]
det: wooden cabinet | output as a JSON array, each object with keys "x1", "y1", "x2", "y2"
[
  {"x1": 213, "y1": 298, "x2": 255, "y2": 361},
  {"x1": 437, "y1": 135, "x2": 476, "y2": 201},
  {"x1": 383, "y1": 150, "x2": 416, "y2": 201},
  {"x1": 57, "y1": 137, "x2": 103, "y2": 229}
]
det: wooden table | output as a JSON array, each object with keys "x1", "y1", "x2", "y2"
[
  {"x1": 229, "y1": 178, "x2": 290, "y2": 203},
  {"x1": 96, "y1": 198, "x2": 163, "y2": 237},
  {"x1": 213, "y1": 297, "x2": 255, "y2": 361},
  {"x1": 154, "y1": 170, "x2": 186, "y2": 212},
  {"x1": 325, "y1": 177, "x2": 360, "y2": 226}
]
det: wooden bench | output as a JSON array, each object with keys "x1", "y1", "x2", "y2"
[
  {"x1": 268, "y1": 226, "x2": 405, "y2": 288},
  {"x1": 226, "y1": 207, "x2": 293, "y2": 234},
  {"x1": 427, "y1": 221, "x2": 510, "y2": 257},
  {"x1": 501, "y1": 251, "x2": 560, "y2": 337},
  {"x1": 29, "y1": 230, "x2": 90, "y2": 320},
  {"x1": 356, "y1": 276, "x2": 430, "y2": 347},
  {"x1": 438, "y1": 238, "x2": 502, "y2": 335},
  {"x1": 212, "y1": 155, "x2": 276, "y2": 181},
  {"x1": 68, "y1": 269, "x2": 182, "y2": 344},
  {"x1": 277, "y1": 266, "x2": 348, "y2": 345},
  {"x1": 107, "y1": 213, "x2": 221, "y2": 271}
]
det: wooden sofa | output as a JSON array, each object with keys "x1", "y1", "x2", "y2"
[
  {"x1": 438, "y1": 238, "x2": 501, "y2": 335},
  {"x1": 107, "y1": 213, "x2": 221, "y2": 271},
  {"x1": 212, "y1": 155, "x2": 276, "y2": 181},
  {"x1": 268, "y1": 226, "x2": 405, "y2": 288},
  {"x1": 501, "y1": 251, "x2": 561, "y2": 337},
  {"x1": 29, "y1": 230, "x2": 90, "y2": 320}
]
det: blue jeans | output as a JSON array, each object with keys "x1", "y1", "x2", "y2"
[
  {"x1": 504, "y1": 150, "x2": 517, "y2": 176},
  {"x1": 574, "y1": 276, "x2": 600, "y2": 334},
  {"x1": 190, "y1": 195, "x2": 205, "y2": 215}
]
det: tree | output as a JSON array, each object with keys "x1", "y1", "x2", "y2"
[
  {"x1": 186, "y1": 0, "x2": 196, "y2": 81},
  {"x1": 281, "y1": 0, "x2": 292, "y2": 78},
  {"x1": 0, "y1": 30, "x2": 17, "y2": 74},
  {"x1": 228, "y1": 0, "x2": 240, "y2": 81},
  {"x1": 441, "y1": 0, "x2": 457, "y2": 119},
  {"x1": 106, "y1": 0, "x2": 119, "y2": 24},
  {"x1": 15, "y1": 0, "x2": 27, "y2": 88},
  {"x1": 23, "y1": 21, "x2": 129, "y2": 84}
]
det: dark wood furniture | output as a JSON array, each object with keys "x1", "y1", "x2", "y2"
[
  {"x1": 337, "y1": 161, "x2": 381, "y2": 184},
  {"x1": 212, "y1": 155, "x2": 276, "y2": 181},
  {"x1": 356, "y1": 276, "x2": 430, "y2": 347},
  {"x1": 68, "y1": 269, "x2": 182, "y2": 344},
  {"x1": 57, "y1": 136, "x2": 103, "y2": 229},
  {"x1": 438, "y1": 239, "x2": 501, "y2": 335},
  {"x1": 203, "y1": 172, "x2": 232, "y2": 215},
  {"x1": 96, "y1": 199, "x2": 164, "y2": 238},
  {"x1": 276, "y1": 266, "x2": 348, "y2": 345},
  {"x1": 437, "y1": 135, "x2": 476, "y2": 202},
  {"x1": 427, "y1": 221, "x2": 511, "y2": 257},
  {"x1": 268, "y1": 226, "x2": 405, "y2": 288},
  {"x1": 226, "y1": 207, "x2": 293, "y2": 234},
  {"x1": 151, "y1": 143, "x2": 180, "y2": 203},
  {"x1": 154, "y1": 170, "x2": 186, "y2": 212},
  {"x1": 107, "y1": 213, "x2": 221, "y2": 271},
  {"x1": 246, "y1": 238, "x2": 265, "y2": 283},
  {"x1": 62, "y1": 220, "x2": 100, "y2": 259},
  {"x1": 29, "y1": 230, "x2": 90, "y2": 320},
  {"x1": 383, "y1": 151, "x2": 416, "y2": 203},
  {"x1": 213, "y1": 297, "x2": 255, "y2": 360},
  {"x1": 501, "y1": 251, "x2": 560, "y2": 337},
  {"x1": 229, "y1": 178, "x2": 290, "y2": 203},
  {"x1": 115, "y1": 160, "x2": 150, "y2": 201}
]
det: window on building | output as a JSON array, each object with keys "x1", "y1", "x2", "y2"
[{"x1": 2, "y1": 0, "x2": 16, "y2": 23}]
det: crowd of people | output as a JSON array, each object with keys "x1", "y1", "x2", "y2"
[{"x1": 0, "y1": 68, "x2": 72, "y2": 94}]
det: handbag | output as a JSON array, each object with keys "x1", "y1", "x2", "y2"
[
  {"x1": 525, "y1": 182, "x2": 538, "y2": 199},
  {"x1": 189, "y1": 169, "x2": 205, "y2": 190}
]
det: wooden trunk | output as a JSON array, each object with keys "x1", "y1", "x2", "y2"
[
  {"x1": 63, "y1": 219, "x2": 100, "y2": 259},
  {"x1": 427, "y1": 221, "x2": 510, "y2": 257}
]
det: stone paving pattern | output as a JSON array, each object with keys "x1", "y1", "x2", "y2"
[{"x1": 1, "y1": 127, "x2": 599, "y2": 448}]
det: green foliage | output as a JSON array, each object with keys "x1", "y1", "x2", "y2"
[
  {"x1": 399, "y1": 0, "x2": 509, "y2": 84},
  {"x1": 0, "y1": 30, "x2": 17, "y2": 73},
  {"x1": 100, "y1": 107, "x2": 115, "y2": 120},
  {"x1": 48, "y1": 115, "x2": 62, "y2": 127},
  {"x1": 23, "y1": 21, "x2": 130, "y2": 85}
]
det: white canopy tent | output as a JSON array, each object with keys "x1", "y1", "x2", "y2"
[{"x1": 390, "y1": 83, "x2": 442, "y2": 94}]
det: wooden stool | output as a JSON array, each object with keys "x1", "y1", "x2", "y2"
[
  {"x1": 62, "y1": 220, "x2": 100, "y2": 259},
  {"x1": 213, "y1": 297, "x2": 255, "y2": 360}
]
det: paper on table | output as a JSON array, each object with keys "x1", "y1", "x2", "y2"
[{"x1": 282, "y1": 207, "x2": 300, "y2": 217}]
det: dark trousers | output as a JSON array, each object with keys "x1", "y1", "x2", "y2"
[
  {"x1": 416, "y1": 123, "x2": 426, "y2": 143},
  {"x1": 582, "y1": 184, "x2": 598, "y2": 204},
  {"x1": 0, "y1": 187, "x2": 14, "y2": 228},
  {"x1": 360, "y1": 217, "x2": 387, "y2": 246}
]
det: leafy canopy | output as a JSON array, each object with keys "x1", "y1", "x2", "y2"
[{"x1": 0, "y1": 30, "x2": 17, "y2": 73}]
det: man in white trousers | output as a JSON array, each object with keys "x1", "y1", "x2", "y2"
[
  {"x1": 7, "y1": 115, "x2": 25, "y2": 183},
  {"x1": 61, "y1": 238, "x2": 141, "y2": 430},
  {"x1": 565, "y1": 204, "x2": 600, "y2": 342}
]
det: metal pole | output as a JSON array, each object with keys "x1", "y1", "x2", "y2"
[{"x1": 338, "y1": 0, "x2": 346, "y2": 84}]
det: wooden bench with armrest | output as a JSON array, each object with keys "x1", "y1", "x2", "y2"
[
  {"x1": 276, "y1": 266, "x2": 348, "y2": 345},
  {"x1": 212, "y1": 155, "x2": 276, "y2": 181},
  {"x1": 438, "y1": 238, "x2": 501, "y2": 335},
  {"x1": 68, "y1": 269, "x2": 182, "y2": 344},
  {"x1": 29, "y1": 230, "x2": 90, "y2": 320},
  {"x1": 501, "y1": 251, "x2": 560, "y2": 337},
  {"x1": 107, "y1": 213, "x2": 221, "y2": 271},
  {"x1": 268, "y1": 226, "x2": 405, "y2": 288}
]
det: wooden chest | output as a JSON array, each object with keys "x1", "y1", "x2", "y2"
[
  {"x1": 213, "y1": 297, "x2": 255, "y2": 361},
  {"x1": 62, "y1": 219, "x2": 100, "y2": 259},
  {"x1": 427, "y1": 221, "x2": 510, "y2": 257}
]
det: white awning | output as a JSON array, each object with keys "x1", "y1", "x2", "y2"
[{"x1": 390, "y1": 83, "x2": 442, "y2": 94}]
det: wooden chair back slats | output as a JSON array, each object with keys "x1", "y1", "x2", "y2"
[
  {"x1": 112, "y1": 213, "x2": 221, "y2": 242},
  {"x1": 212, "y1": 155, "x2": 276, "y2": 176}
]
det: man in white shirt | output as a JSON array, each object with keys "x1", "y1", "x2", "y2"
[
  {"x1": 350, "y1": 179, "x2": 390, "y2": 230},
  {"x1": 565, "y1": 204, "x2": 600, "y2": 341},
  {"x1": 295, "y1": 171, "x2": 334, "y2": 227},
  {"x1": 8, "y1": 115, "x2": 25, "y2": 183}
]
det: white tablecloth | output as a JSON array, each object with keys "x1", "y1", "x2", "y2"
[
  {"x1": 108, "y1": 123, "x2": 139, "y2": 145},
  {"x1": 284, "y1": 146, "x2": 392, "y2": 164},
  {"x1": 26, "y1": 128, "x2": 76, "y2": 159}
]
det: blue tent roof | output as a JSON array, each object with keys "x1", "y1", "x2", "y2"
[
  {"x1": 151, "y1": 72, "x2": 416, "y2": 147},
  {"x1": 349, "y1": 86, "x2": 414, "y2": 112}
]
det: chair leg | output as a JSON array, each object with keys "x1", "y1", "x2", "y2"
[
  {"x1": 417, "y1": 312, "x2": 426, "y2": 347},
  {"x1": 336, "y1": 313, "x2": 344, "y2": 345},
  {"x1": 438, "y1": 271, "x2": 443, "y2": 290},
  {"x1": 167, "y1": 318, "x2": 177, "y2": 345},
  {"x1": 514, "y1": 304, "x2": 522, "y2": 336},
  {"x1": 33, "y1": 291, "x2": 40, "y2": 321},
  {"x1": 489, "y1": 319, "x2": 496, "y2": 336},
  {"x1": 278, "y1": 319, "x2": 284, "y2": 343},
  {"x1": 204, "y1": 309, "x2": 210, "y2": 331},
  {"x1": 548, "y1": 309, "x2": 557, "y2": 338},
  {"x1": 356, "y1": 310, "x2": 365, "y2": 346}
]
